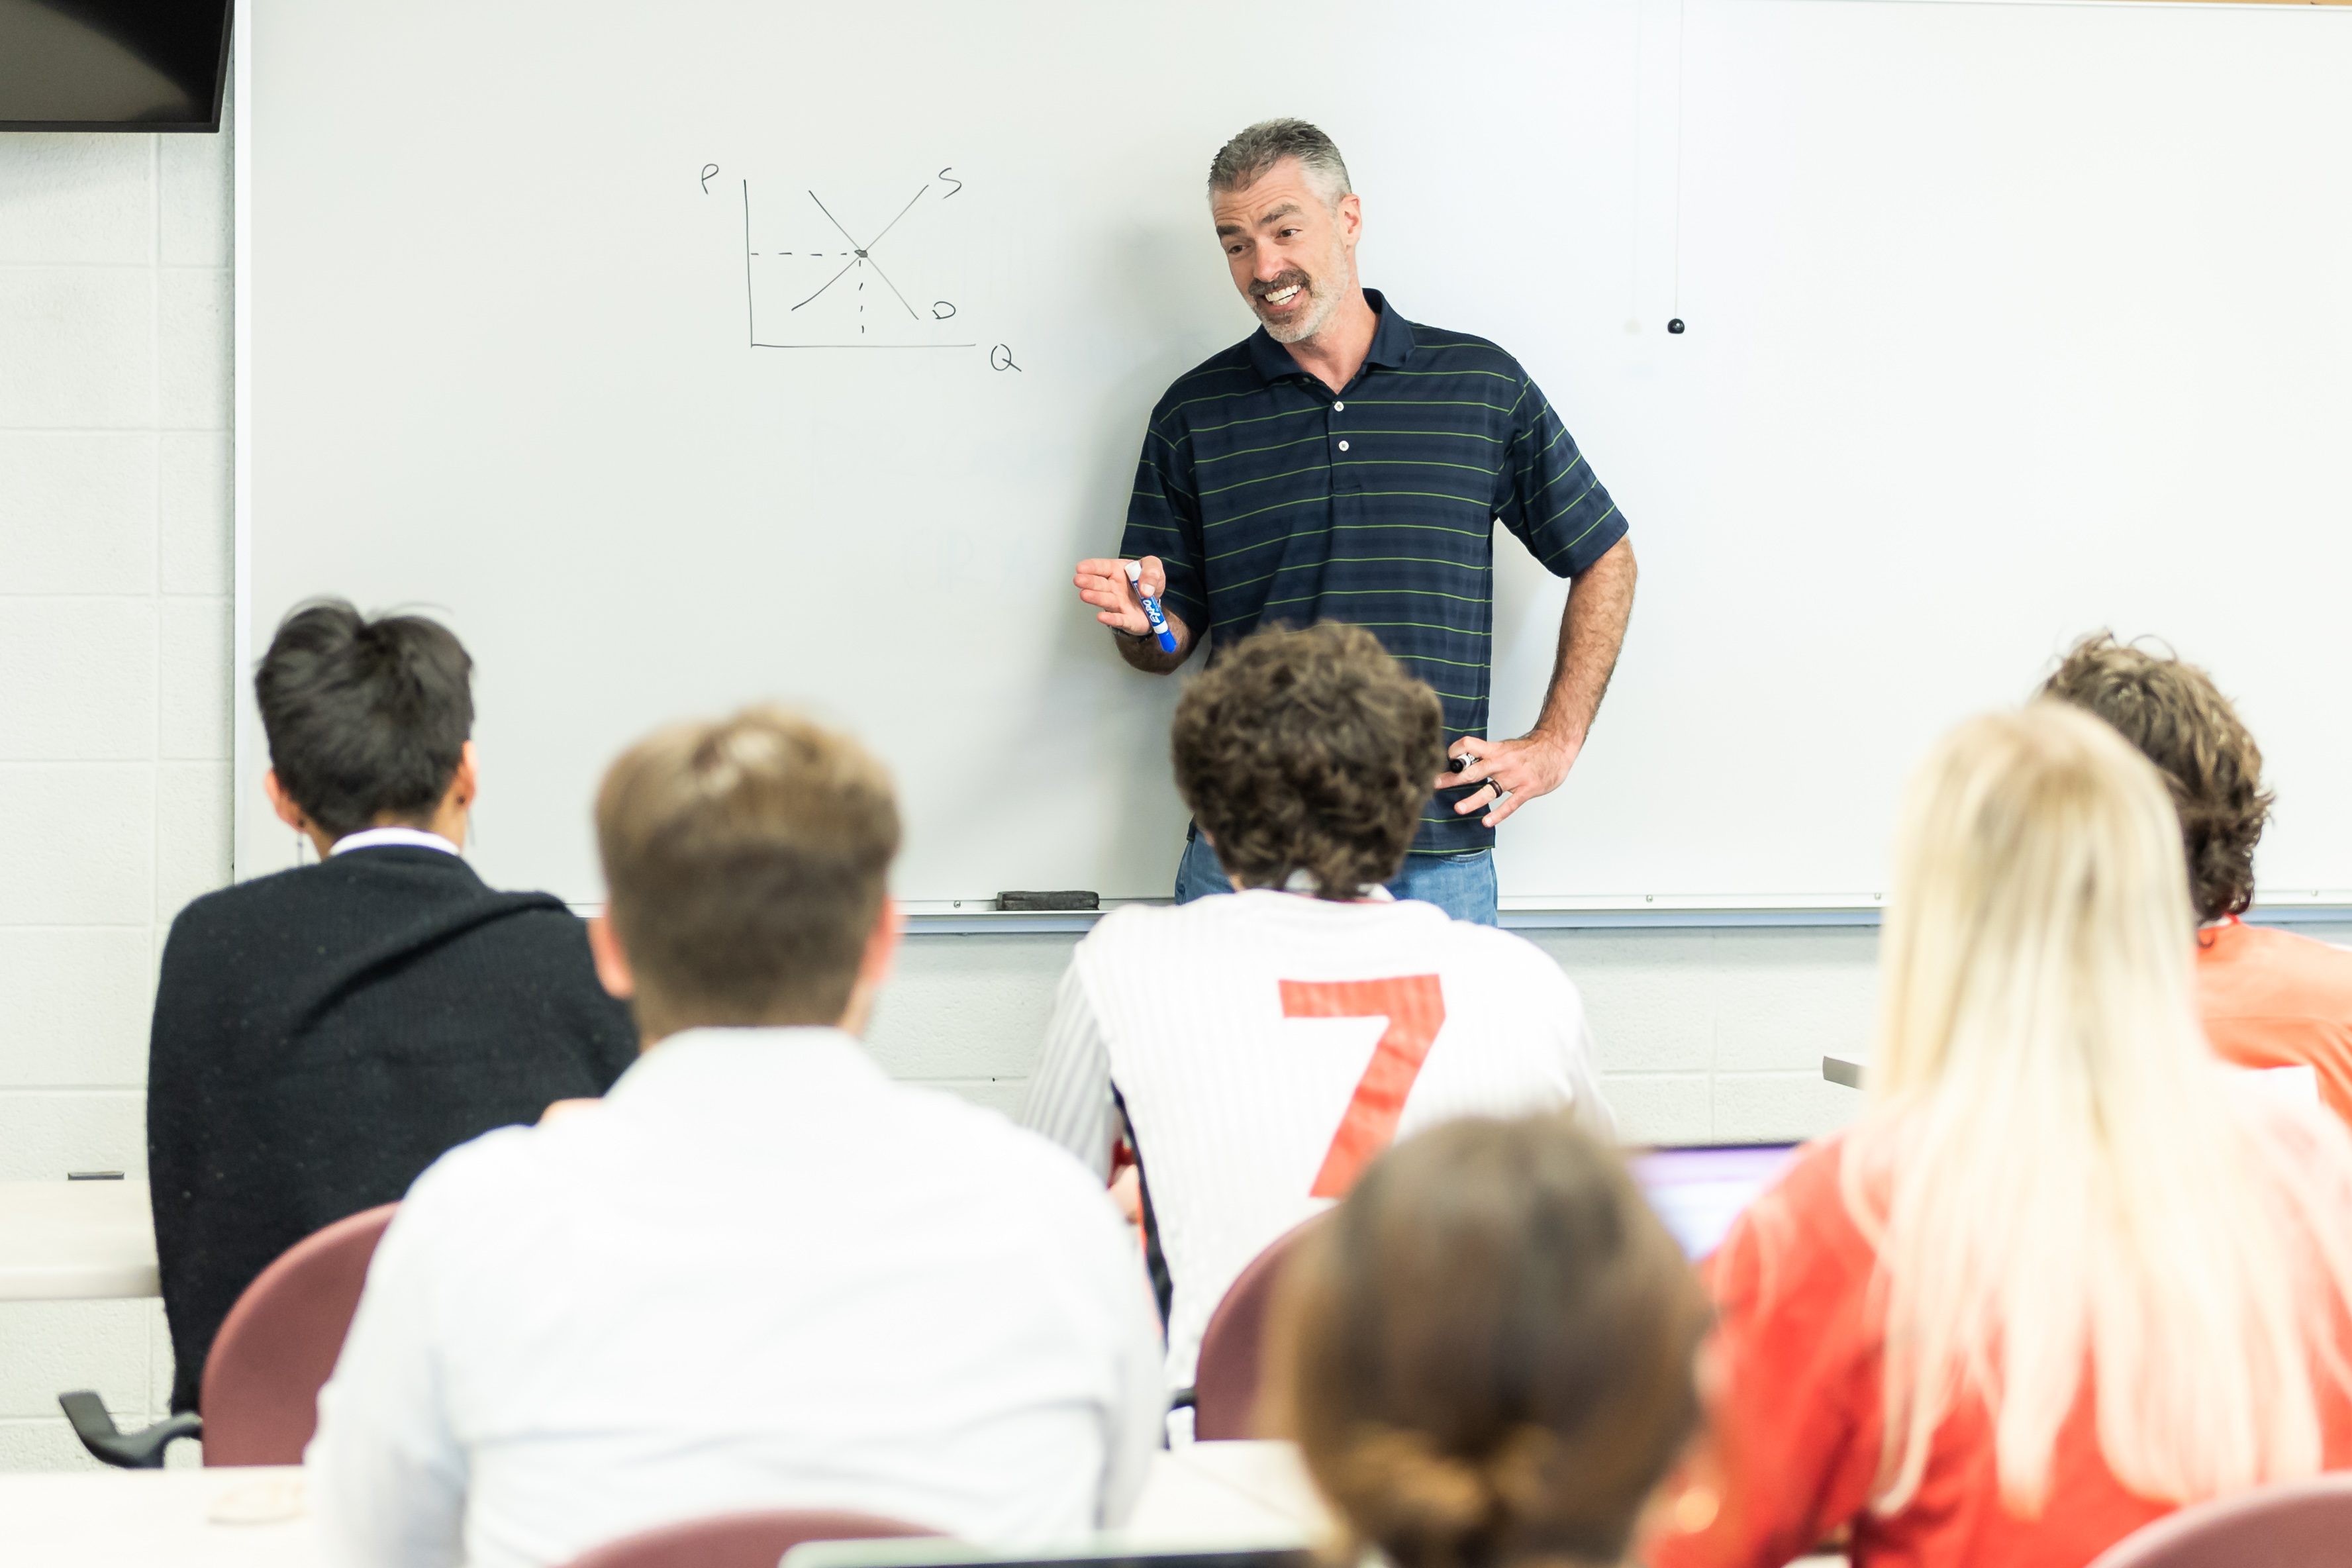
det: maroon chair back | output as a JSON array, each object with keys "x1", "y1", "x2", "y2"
[
  {"x1": 1192, "y1": 1216, "x2": 1326, "y2": 1441},
  {"x1": 564, "y1": 1510, "x2": 937, "y2": 1568},
  {"x1": 2087, "y1": 1473, "x2": 2352, "y2": 1567},
  {"x1": 199, "y1": 1202, "x2": 399, "y2": 1465}
]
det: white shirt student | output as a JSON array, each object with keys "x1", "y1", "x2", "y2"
[
  {"x1": 307, "y1": 707, "x2": 1165, "y2": 1568},
  {"x1": 1022, "y1": 885, "x2": 1610, "y2": 1398}
]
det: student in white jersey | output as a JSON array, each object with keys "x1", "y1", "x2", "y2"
[
  {"x1": 309, "y1": 708, "x2": 1166, "y2": 1568},
  {"x1": 1020, "y1": 623, "x2": 1612, "y2": 1402}
]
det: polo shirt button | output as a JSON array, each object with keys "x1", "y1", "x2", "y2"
[
  {"x1": 1333, "y1": 401, "x2": 1346, "y2": 411},
  {"x1": 1338, "y1": 440, "x2": 1351, "y2": 452}
]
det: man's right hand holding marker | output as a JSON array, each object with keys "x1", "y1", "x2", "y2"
[{"x1": 1073, "y1": 555, "x2": 1194, "y2": 671}]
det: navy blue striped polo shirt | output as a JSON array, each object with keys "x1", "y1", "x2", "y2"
[{"x1": 1119, "y1": 289, "x2": 1630, "y2": 856}]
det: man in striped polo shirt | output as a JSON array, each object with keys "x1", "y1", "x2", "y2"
[{"x1": 1072, "y1": 119, "x2": 1637, "y2": 925}]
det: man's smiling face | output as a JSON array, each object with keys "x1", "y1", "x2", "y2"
[{"x1": 1212, "y1": 158, "x2": 1361, "y2": 346}]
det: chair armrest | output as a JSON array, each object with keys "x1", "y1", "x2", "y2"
[{"x1": 58, "y1": 1391, "x2": 202, "y2": 1469}]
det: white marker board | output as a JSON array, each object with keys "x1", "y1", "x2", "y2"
[{"x1": 238, "y1": 0, "x2": 2352, "y2": 913}]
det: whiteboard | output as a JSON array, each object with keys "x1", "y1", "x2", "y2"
[{"x1": 238, "y1": 0, "x2": 2352, "y2": 913}]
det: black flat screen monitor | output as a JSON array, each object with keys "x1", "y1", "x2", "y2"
[{"x1": 0, "y1": 1, "x2": 232, "y2": 131}]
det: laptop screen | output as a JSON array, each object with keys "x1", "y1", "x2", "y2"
[{"x1": 1631, "y1": 1144, "x2": 1800, "y2": 1261}]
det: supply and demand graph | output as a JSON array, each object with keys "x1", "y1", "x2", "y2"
[{"x1": 740, "y1": 172, "x2": 975, "y2": 350}]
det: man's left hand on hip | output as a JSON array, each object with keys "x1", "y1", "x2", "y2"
[{"x1": 1441, "y1": 732, "x2": 1582, "y2": 829}]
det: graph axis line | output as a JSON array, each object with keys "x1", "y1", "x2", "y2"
[{"x1": 750, "y1": 342, "x2": 979, "y2": 350}]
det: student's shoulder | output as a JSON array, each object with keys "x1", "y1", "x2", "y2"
[
  {"x1": 885, "y1": 1079, "x2": 1124, "y2": 1210},
  {"x1": 1079, "y1": 896, "x2": 1222, "y2": 954},
  {"x1": 2224, "y1": 922, "x2": 2352, "y2": 1012},
  {"x1": 372, "y1": 1122, "x2": 548, "y2": 1259},
  {"x1": 1073, "y1": 894, "x2": 1292, "y2": 983},
  {"x1": 459, "y1": 889, "x2": 594, "y2": 952},
  {"x1": 160, "y1": 861, "x2": 344, "y2": 958},
  {"x1": 1711, "y1": 1136, "x2": 1876, "y2": 1313},
  {"x1": 168, "y1": 852, "x2": 499, "y2": 928},
  {"x1": 1424, "y1": 915, "x2": 1580, "y2": 993},
  {"x1": 166, "y1": 861, "x2": 313, "y2": 926},
  {"x1": 411, "y1": 1118, "x2": 544, "y2": 1192}
]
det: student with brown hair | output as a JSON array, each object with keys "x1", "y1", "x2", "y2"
[
  {"x1": 1269, "y1": 1113, "x2": 1712, "y2": 1568},
  {"x1": 307, "y1": 707, "x2": 1165, "y2": 1568},
  {"x1": 2041, "y1": 632, "x2": 2352, "y2": 1126},
  {"x1": 1020, "y1": 622, "x2": 1610, "y2": 1411}
]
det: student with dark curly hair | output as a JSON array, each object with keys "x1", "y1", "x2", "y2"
[
  {"x1": 1019, "y1": 622, "x2": 1611, "y2": 1415},
  {"x1": 2041, "y1": 632, "x2": 2352, "y2": 1127},
  {"x1": 1268, "y1": 1114, "x2": 1712, "y2": 1568}
]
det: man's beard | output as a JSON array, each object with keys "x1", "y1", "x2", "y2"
[{"x1": 1251, "y1": 250, "x2": 1347, "y2": 344}]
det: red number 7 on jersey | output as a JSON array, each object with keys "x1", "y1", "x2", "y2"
[{"x1": 1281, "y1": 975, "x2": 1447, "y2": 1199}]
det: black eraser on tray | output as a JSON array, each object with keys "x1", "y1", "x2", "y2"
[{"x1": 997, "y1": 891, "x2": 1101, "y2": 912}]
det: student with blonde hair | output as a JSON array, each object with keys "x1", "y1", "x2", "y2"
[
  {"x1": 1269, "y1": 1113, "x2": 1712, "y2": 1568},
  {"x1": 1656, "y1": 705, "x2": 2352, "y2": 1568}
]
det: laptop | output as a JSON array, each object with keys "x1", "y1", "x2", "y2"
[{"x1": 1630, "y1": 1143, "x2": 1800, "y2": 1260}]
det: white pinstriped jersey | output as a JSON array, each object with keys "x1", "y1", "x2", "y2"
[{"x1": 1018, "y1": 889, "x2": 1611, "y2": 1391}]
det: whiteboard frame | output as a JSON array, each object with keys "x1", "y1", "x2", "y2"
[
  {"x1": 226, "y1": 0, "x2": 2352, "y2": 931},
  {"x1": 231, "y1": 19, "x2": 254, "y2": 882}
]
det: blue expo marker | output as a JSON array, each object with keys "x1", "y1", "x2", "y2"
[{"x1": 1124, "y1": 560, "x2": 1180, "y2": 653}]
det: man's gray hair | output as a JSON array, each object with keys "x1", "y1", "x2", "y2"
[{"x1": 1206, "y1": 119, "x2": 1353, "y2": 209}]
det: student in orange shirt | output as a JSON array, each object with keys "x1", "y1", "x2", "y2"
[
  {"x1": 1655, "y1": 705, "x2": 2352, "y2": 1568},
  {"x1": 2042, "y1": 632, "x2": 2352, "y2": 1126}
]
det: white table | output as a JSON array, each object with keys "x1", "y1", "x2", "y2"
[
  {"x1": 2, "y1": 1465, "x2": 311, "y2": 1568},
  {"x1": 0, "y1": 1179, "x2": 160, "y2": 1300},
  {"x1": 0, "y1": 1446, "x2": 1322, "y2": 1568},
  {"x1": 0, "y1": 1446, "x2": 1846, "y2": 1568}
]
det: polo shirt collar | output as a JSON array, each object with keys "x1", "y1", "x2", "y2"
[{"x1": 1244, "y1": 287, "x2": 1416, "y2": 385}]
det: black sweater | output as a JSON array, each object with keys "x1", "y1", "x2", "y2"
[{"x1": 146, "y1": 846, "x2": 638, "y2": 1412}]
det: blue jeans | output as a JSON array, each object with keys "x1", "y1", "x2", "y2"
[{"x1": 1173, "y1": 827, "x2": 1498, "y2": 926}]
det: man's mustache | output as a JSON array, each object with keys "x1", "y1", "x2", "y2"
[{"x1": 1251, "y1": 270, "x2": 1314, "y2": 302}]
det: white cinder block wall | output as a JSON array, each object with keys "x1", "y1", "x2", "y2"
[
  {"x1": 1, "y1": 97, "x2": 235, "y2": 1469},
  {"x1": 53, "y1": 89, "x2": 2326, "y2": 1471}
]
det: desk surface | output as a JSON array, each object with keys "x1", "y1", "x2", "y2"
[
  {"x1": 0, "y1": 1445, "x2": 1326, "y2": 1568},
  {"x1": 0, "y1": 1180, "x2": 160, "y2": 1301},
  {"x1": 0, "y1": 1447, "x2": 1848, "y2": 1568}
]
